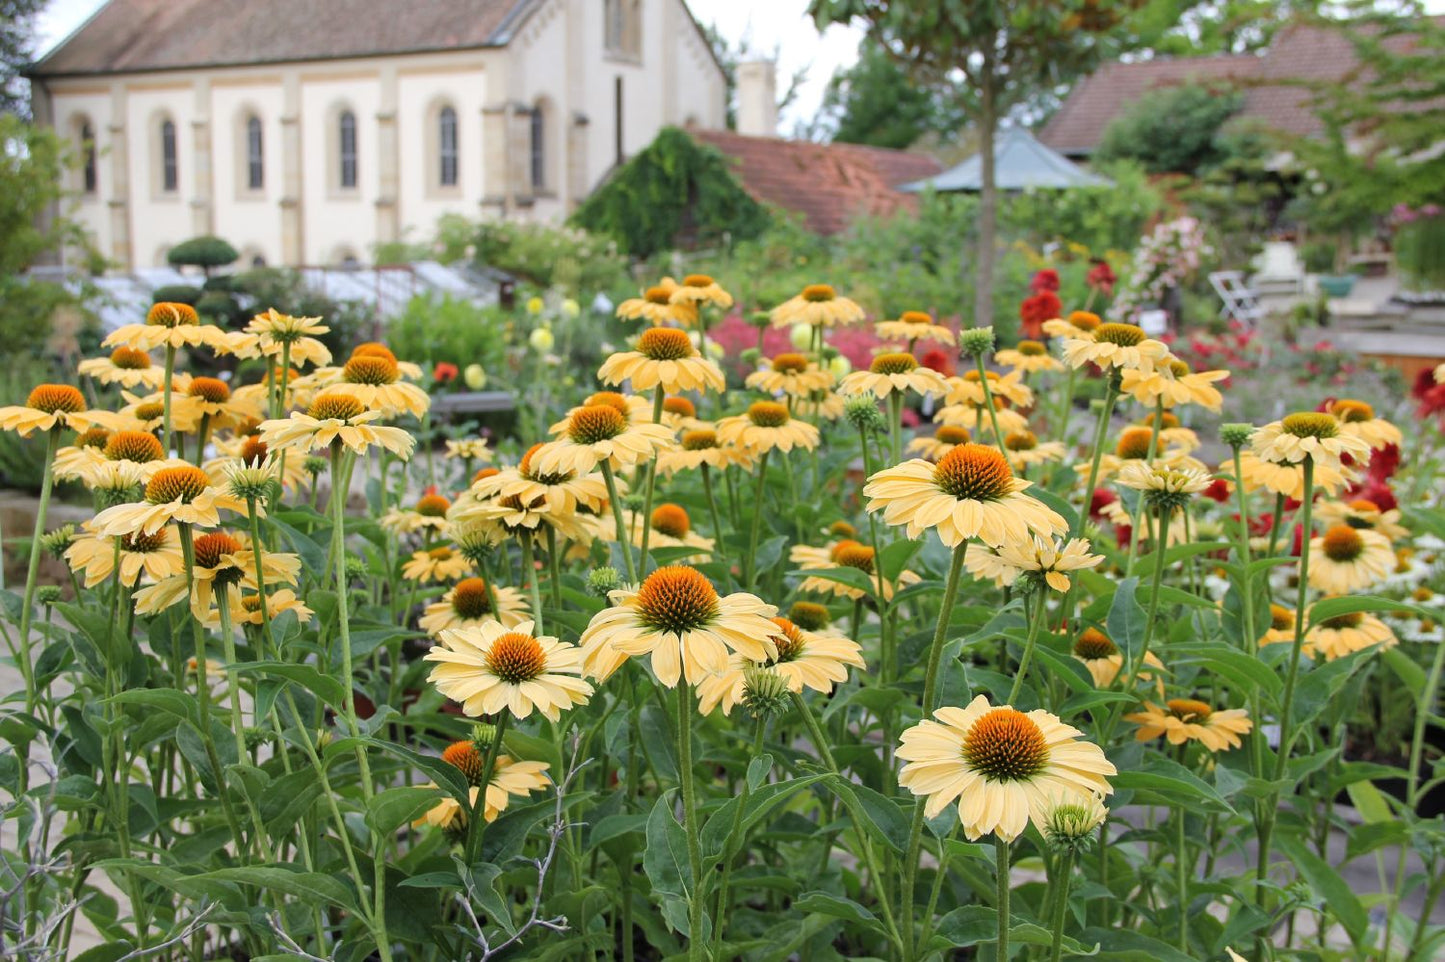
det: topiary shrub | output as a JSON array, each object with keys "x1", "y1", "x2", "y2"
[
  {"x1": 570, "y1": 126, "x2": 771, "y2": 258},
  {"x1": 167, "y1": 235, "x2": 239, "y2": 276},
  {"x1": 151, "y1": 284, "x2": 201, "y2": 305}
]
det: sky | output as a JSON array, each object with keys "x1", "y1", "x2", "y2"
[{"x1": 33, "y1": 0, "x2": 864, "y2": 132}]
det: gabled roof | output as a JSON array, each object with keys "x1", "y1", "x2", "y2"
[
  {"x1": 30, "y1": 0, "x2": 535, "y2": 77},
  {"x1": 689, "y1": 129, "x2": 942, "y2": 236},
  {"x1": 902, "y1": 126, "x2": 1112, "y2": 192}
]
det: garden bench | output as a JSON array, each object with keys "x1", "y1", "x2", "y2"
[{"x1": 427, "y1": 391, "x2": 517, "y2": 417}]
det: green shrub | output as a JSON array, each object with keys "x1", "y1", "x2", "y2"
[
  {"x1": 385, "y1": 293, "x2": 508, "y2": 376},
  {"x1": 471, "y1": 222, "x2": 631, "y2": 297},
  {"x1": 231, "y1": 268, "x2": 374, "y2": 355},
  {"x1": 1096, "y1": 83, "x2": 1245, "y2": 176},
  {"x1": 166, "y1": 235, "x2": 239, "y2": 274},
  {"x1": 151, "y1": 284, "x2": 201, "y2": 305}
]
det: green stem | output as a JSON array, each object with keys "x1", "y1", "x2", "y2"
[
  {"x1": 711, "y1": 718, "x2": 766, "y2": 955},
  {"x1": 636, "y1": 386, "x2": 665, "y2": 574},
  {"x1": 463, "y1": 712, "x2": 510, "y2": 865},
  {"x1": 599, "y1": 461, "x2": 637, "y2": 583},
  {"x1": 743, "y1": 449, "x2": 772, "y2": 590},
  {"x1": 1176, "y1": 804, "x2": 1189, "y2": 951},
  {"x1": 1006, "y1": 590, "x2": 1049, "y2": 705},
  {"x1": 676, "y1": 682, "x2": 706, "y2": 960},
  {"x1": 973, "y1": 354, "x2": 1008, "y2": 452},
  {"x1": 1047, "y1": 849, "x2": 1074, "y2": 962},
  {"x1": 15, "y1": 427, "x2": 60, "y2": 715},
  {"x1": 700, "y1": 464, "x2": 726, "y2": 544},
  {"x1": 161, "y1": 344, "x2": 176, "y2": 454},
  {"x1": 521, "y1": 535, "x2": 545, "y2": 636},
  {"x1": 997, "y1": 836, "x2": 1011, "y2": 961},
  {"x1": 544, "y1": 524, "x2": 564, "y2": 612},
  {"x1": 887, "y1": 393, "x2": 903, "y2": 465}
]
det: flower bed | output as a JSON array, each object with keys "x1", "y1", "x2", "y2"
[{"x1": 1, "y1": 286, "x2": 1443, "y2": 961}]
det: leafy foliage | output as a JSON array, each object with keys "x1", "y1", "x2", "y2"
[
  {"x1": 1096, "y1": 83, "x2": 1246, "y2": 175},
  {"x1": 821, "y1": 38, "x2": 960, "y2": 149},
  {"x1": 166, "y1": 235, "x2": 239, "y2": 274},
  {"x1": 570, "y1": 126, "x2": 771, "y2": 258}
]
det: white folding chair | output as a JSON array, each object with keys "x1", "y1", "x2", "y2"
[{"x1": 1209, "y1": 271, "x2": 1264, "y2": 328}]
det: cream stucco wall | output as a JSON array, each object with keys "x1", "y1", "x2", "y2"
[{"x1": 36, "y1": 0, "x2": 725, "y2": 272}]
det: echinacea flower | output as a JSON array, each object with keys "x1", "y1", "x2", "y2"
[
  {"x1": 1120, "y1": 360, "x2": 1226, "y2": 411},
  {"x1": 1061, "y1": 322, "x2": 1170, "y2": 373},
  {"x1": 616, "y1": 503, "x2": 714, "y2": 560},
  {"x1": 1125, "y1": 698, "x2": 1253, "y2": 752},
  {"x1": 965, "y1": 535, "x2": 1102, "y2": 592},
  {"x1": 1232, "y1": 450, "x2": 1354, "y2": 500},
  {"x1": 598, "y1": 326, "x2": 726, "y2": 394},
  {"x1": 380, "y1": 492, "x2": 453, "y2": 535},
  {"x1": 1042, "y1": 311, "x2": 1100, "y2": 340},
  {"x1": 240, "y1": 309, "x2": 332, "y2": 367},
  {"x1": 424, "y1": 619, "x2": 593, "y2": 721},
  {"x1": 464, "y1": 443, "x2": 612, "y2": 517},
  {"x1": 838, "y1": 353, "x2": 949, "y2": 400},
  {"x1": 1002, "y1": 431, "x2": 1066, "y2": 470},
  {"x1": 1115, "y1": 461, "x2": 1212, "y2": 512},
  {"x1": 412, "y1": 741, "x2": 550, "y2": 831},
  {"x1": 1328, "y1": 399, "x2": 1402, "y2": 451},
  {"x1": 994, "y1": 340, "x2": 1063, "y2": 375},
  {"x1": 1304, "y1": 605, "x2": 1396, "y2": 661},
  {"x1": 578, "y1": 564, "x2": 777, "y2": 687},
  {"x1": 668, "y1": 273, "x2": 733, "y2": 311},
  {"x1": 444, "y1": 438, "x2": 494, "y2": 462},
  {"x1": 102, "y1": 302, "x2": 229, "y2": 352},
  {"x1": 770, "y1": 284, "x2": 866, "y2": 328},
  {"x1": 943, "y1": 369, "x2": 1033, "y2": 409},
  {"x1": 1070, "y1": 628, "x2": 1166, "y2": 690},
  {"x1": 897, "y1": 695, "x2": 1116, "y2": 842},
  {"x1": 92, "y1": 465, "x2": 247, "y2": 537},
  {"x1": 133, "y1": 529, "x2": 299, "y2": 618},
  {"x1": 716, "y1": 401, "x2": 820, "y2": 454},
  {"x1": 0, "y1": 385, "x2": 121, "y2": 437},
  {"x1": 618, "y1": 281, "x2": 698, "y2": 326},
  {"x1": 932, "y1": 401, "x2": 1030, "y2": 436},
  {"x1": 864, "y1": 443, "x2": 1067, "y2": 548},
  {"x1": 1258, "y1": 603, "x2": 1296, "y2": 647},
  {"x1": 402, "y1": 545, "x2": 473, "y2": 583},
  {"x1": 65, "y1": 525, "x2": 185, "y2": 588},
  {"x1": 78, "y1": 347, "x2": 166, "y2": 389},
  {"x1": 1308, "y1": 524, "x2": 1394, "y2": 594},
  {"x1": 313, "y1": 354, "x2": 430, "y2": 418},
  {"x1": 791, "y1": 540, "x2": 920, "y2": 601},
  {"x1": 696, "y1": 617, "x2": 865, "y2": 715},
  {"x1": 1251, "y1": 412, "x2": 1370, "y2": 471},
  {"x1": 876, "y1": 310, "x2": 955, "y2": 346},
  {"x1": 419, "y1": 577, "x2": 530, "y2": 635},
  {"x1": 258, "y1": 394, "x2": 415, "y2": 458},
  {"x1": 1313, "y1": 498, "x2": 1408, "y2": 542},
  {"x1": 746, "y1": 353, "x2": 835, "y2": 397},
  {"x1": 529, "y1": 403, "x2": 674, "y2": 476},
  {"x1": 907, "y1": 425, "x2": 972, "y2": 462},
  {"x1": 656, "y1": 427, "x2": 754, "y2": 475}
]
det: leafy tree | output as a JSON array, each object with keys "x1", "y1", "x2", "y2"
[
  {"x1": 570, "y1": 126, "x2": 771, "y2": 259},
  {"x1": 167, "y1": 235, "x2": 240, "y2": 276},
  {"x1": 808, "y1": 0, "x2": 1146, "y2": 330},
  {"x1": 821, "y1": 38, "x2": 960, "y2": 149},
  {"x1": 1120, "y1": 0, "x2": 1321, "y2": 56},
  {"x1": 1, "y1": 0, "x2": 44, "y2": 116},
  {"x1": 1095, "y1": 83, "x2": 1245, "y2": 175}
]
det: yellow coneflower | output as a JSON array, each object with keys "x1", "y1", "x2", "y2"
[
  {"x1": 419, "y1": 577, "x2": 530, "y2": 635},
  {"x1": 65, "y1": 525, "x2": 185, "y2": 589},
  {"x1": 897, "y1": 695, "x2": 1116, "y2": 842},
  {"x1": 864, "y1": 443, "x2": 1067, "y2": 548},
  {"x1": 444, "y1": 438, "x2": 494, "y2": 462},
  {"x1": 225, "y1": 588, "x2": 313, "y2": 627},
  {"x1": 615, "y1": 503, "x2": 714, "y2": 560},
  {"x1": 1120, "y1": 359, "x2": 1226, "y2": 411},
  {"x1": 1136, "y1": 411, "x2": 1201, "y2": 452},
  {"x1": 381, "y1": 492, "x2": 454, "y2": 535},
  {"x1": 746, "y1": 353, "x2": 836, "y2": 397},
  {"x1": 1043, "y1": 311, "x2": 1101, "y2": 340},
  {"x1": 932, "y1": 401, "x2": 1031, "y2": 436},
  {"x1": 876, "y1": 310, "x2": 955, "y2": 346},
  {"x1": 552, "y1": 390, "x2": 654, "y2": 430},
  {"x1": 1304, "y1": 605, "x2": 1396, "y2": 661},
  {"x1": 185, "y1": 376, "x2": 258, "y2": 430},
  {"x1": 1061, "y1": 322, "x2": 1170, "y2": 373},
  {"x1": 1115, "y1": 461, "x2": 1212, "y2": 501},
  {"x1": 0, "y1": 385, "x2": 121, "y2": 437},
  {"x1": 102, "y1": 302, "x2": 229, "y2": 352},
  {"x1": 656, "y1": 426, "x2": 753, "y2": 475},
  {"x1": 78, "y1": 347, "x2": 167, "y2": 390},
  {"x1": 76, "y1": 430, "x2": 177, "y2": 489},
  {"x1": 598, "y1": 326, "x2": 726, "y2": 394},
  {"x1": 53, "y1": 427, "x2": 113, "y2": 481},
  {"x1": 791, "y1": 539, "x2": 920, "y2": 601},
  {"x1": 1313, "y1": 498, "x2": 1408, "y2": 542},
  {"x1": 618, "y1": 280, "x2": 699, "y2": 326},
  {"x1": 402, "y1": 545, "x2": 473, "y2": 583},
  {"x1": 943, "y1": 369, "x2": 1034, "y2": 408},
  {"x1": 1259, "y1": 603, "x2": 1296, "y2": 647},
  {"x1": 258, "y1": 394, "x2": 415, "y2": 458},
  {"x1": 236, "y1": 309, "x2": 333, "y2": 368},
  {"x1": 349, "y1": 341, "x2": 424, "y2": 380},
  {"x1": 1002, "y1": 430, "x2": 1066, "y2": 470},
  {"x1": 92, "y1": 465, "x2": 248, "y2": 537},
  {"x1": 464, "y1": 443, "x2": 612, "y2": 517},
  {"x1": 838, "y1": 353, "x2": 950, "y2": 400},
  {"x1": 310, "y1": 354, "x2": 430, "y2": 418},
  {"x1": 716, "y1": 401, "x2": 821, "y2": 454},
  {"x1": 425, "y1": 620, "x2": 592, "y2": 721},
  {"x1": 1328, "y1": 399, "x2": 1402, "y2": 451},
  {"x1": 1070, "y1": 628, "x2": 1166, "y2": 690},
  {"x1": 907, "y1": 425, "x2": 972, "y2": 462},
  {"x1": 696, "y1": 618, "x2": 866, "y2": 715},
  {"x1": 578, "y1": 564, "x2": 777, "y2": 687},
  {"x1": 965, "y1": 535, "x2": 1102, "y2": 593},
  {"x1": 668, "y1": 273, "x2": 733, "y2": 311},
  {"x1": 659, "y1": 395, "x2": 707, "y2": 432},
  {"x1": 412, "y1": 741, "x2": 551, "y2": 831},
  {"x1": 133, "y1": 530, "x2": 300, "y2": 619},
  {"x1": 1251, "y1": 412, "x2": 1370, "y2": 472},
  {"x1": 529, "y1": 403, "x2": 674, "y2": 478},
  {"x1": 1308, "y1": 524, "x2": 1393, "y2": 594},
  {"x1": 1231, "y1": 450, "x2": 1354, "y2": 500},
  {"x1": 769, "y1": 283, "x2": 866, "y2": 328},
  {"x1": 995, "y1": 339, "x2": 1063, "y2": 374},
  {"x1": 1125, "y1": 698, "x2": 1253, "y2": 752}
]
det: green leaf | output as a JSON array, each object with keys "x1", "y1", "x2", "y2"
[
  {"x1": 701, "y1": 773, "x2": 830, "y2": 862},
  {"x1": 367, "y1": 785, "x2": 441, "y2": 836},
  {"x1": 1105, "y1": 577, "x2": 1146, "y2": 660},
  {"x1": 1382, "y1": 646, "x2": 1425, "y2": 697},
  {"x1": 107, "y1": 688, "x2": 198, "y2": 725},
  {"x1": 230, "y1": 661, "x2": 347, "y2": 710},
  {"x1": 644, "y1": 791, "x2": 692, "y2": 901},
  {"x1": 792, "y1": 891, "x2": 883, "y2": 935},
  {"x1": 1344, "y1": 780, "x2": 1394, "y2": 824},
  {"x1": 879, "y1": 538, "x2": 923, "y2": 581},
  {"x1": 790, "y1": 565, "x2": 876, "y2": 597},
  {"x1": 1112, "y1": 754, "x2": 1234, "y2": 813},
  {"x1": 817, "y1": 775, "x2": 911, "y2": 853},
  {"x1": 1026, "y1": 486, "x2": 1079, "y2": 534},
  {"x1": 746, "y1": 753, "x2": 773, "y2": 792},
  {"x1": 1305, "y1": 595, "x2": 1423, "y2": 629},
  {"x1": 198, "y1": 866, "x2": 360, "y2": 913},
  {"x1": 1076, "y1": 928, "x2": 1192, "y2": 961},
  {"x1": 1275, "y1": 833, "x2": 1367, "y2": 945},
  {"x1": 1169, "y1": 641, "x2": 1283, "y2": 697}
]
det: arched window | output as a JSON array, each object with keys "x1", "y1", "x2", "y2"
[
  {"x1": 438, "y1": 106, "x2": 458, "y2": 187},
  {"x1": 160, "y1": 118, "x2": 178, "y2": 192},
  {"x1": 339, "y1": 110, "x2": 357, "y2": 189},
  {"x1": 245, "y1": 115, "x2": 264, "y2": 190},
  {"x1": 77, "y1": 119, "x2": 97, "y2": 194},
  {"x1": 529, "y1": 103, "x2": 546, "y2": 191}
]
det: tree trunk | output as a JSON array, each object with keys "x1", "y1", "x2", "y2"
[{"x1": 972, "y1": 40, "x2": 998, "y2": 336}]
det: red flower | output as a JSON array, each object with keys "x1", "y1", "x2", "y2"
[
  {"x1": 919, "y1": 348, "x2": 956, "y2": 378},
  {"x1": 1368, "y1": 444, "x2": 1400, "y2": 482},
  {"x1": 1114, "y1": 524, "x2": 1132, "y2": 548},
  {"x1": 1019, "y1": 290, "x2": 1062, "y2": 340},
  {"x1": 433, "y1": 362, "x2": 459, "y2": 384},
  {"x1": 1086, "y1": 260, "x2": 1116, "y2": 295},
  {"x1": 1418, "y1": 382, "x2": 1445, "y2": 418},
  {"x1": 1089, "y1": 486, "x2": 1118, "y2": 519},
  {"x1": 1203, "y1": 478, "x2": 1230, "y2": 503},
  {"x1": 1029, "y1": 268, "x2": 1061, "y2": 294}
]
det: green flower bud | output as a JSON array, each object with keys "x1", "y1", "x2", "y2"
[
  {"x1": 36, "y1": 585, "x2": 63, "y2": 606},
  {"x1": 958, "y1": 326, "x2": 996, "y2": 357},
  {"x1": 742, "y1": 666, "x2": 790, "y2": 720},
  {"x1": 1220, "y1": 423, "x2": 1254, "y2": 448},
  {"x1": 844, "y1": 396, "x2": 886, "y2": 434},
  {"x1": 587, "y1": 566, "x2": 623, "y2": 597},
  {"x1": 39, "y1": 524, "x2": 77, "y2": 559}
]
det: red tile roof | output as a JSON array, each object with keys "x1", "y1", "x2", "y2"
[
  {"x1": 30, "y1": 0, "x2": 531, "y2": 76},
  {"x1": 689, "y1": 129, "x2": 943, "y2": 236},
  {"x1": 1039, "y1": 19, "x2": 1437, "y2": 156}
]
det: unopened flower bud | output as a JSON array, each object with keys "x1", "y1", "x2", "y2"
[
  {"x1": 844, "y1": 396, "x2": 886, "y2": 434},
  {"x1": 36, "y1": 585, "x2": 63, "y2": 606},
  {"x1": 587, "y1": 566, "x2": 623, "y2": 597},
  {"x1": 749, "y1": 311, "x2": 771, "y2": 330},
  {"x1": 40, "y1": 524, "x2": 76, "y2": 559},
  {"x1": 959, "y1": 326, "x2": 996, "y2": 357},
  {"x1": 1220, "y1": 423, "x2": 1254, "y2": 448},
  {"x1": 740, "y1": 348, "x2": 761, "y2": 367},
  {"x1": 742, "y1": 666, "x2": 790, "y2": 719},
  {"x1": 1041, "y1": 795, "x2": 1107, "y2": 853},
  {"x1": 303, "y1": 456, "x2": 327, "y2": 477},
  {"x1": 469, "y1": 722, "x2": 498, "y2": 753}
]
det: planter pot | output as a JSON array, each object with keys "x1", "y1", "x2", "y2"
[{"x1": 1319, "y1": 274, "x2": 1358, "y2": 298}]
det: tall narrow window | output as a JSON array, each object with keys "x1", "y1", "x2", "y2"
[
  {"x1": 604, "y1": 0, "x2": 623, "y2": 52},
  {"x1": 160, "y1": 119, "x2": 178, "y2": 192},
  {"x1": 79, "y1": 121, "x2": 97, "y2": 194},
  {"x1": 529, "y1": 104, "x2": 545, "y2": 190},
  {"x1": 339, "y1": 110, "x2": 357, "y2": 188},
  {"x1": 246, "y1": 115, "x2": 264, "y2": 190},
  {"x1": 438, "y1": 106, "x2": 458, "y2": 187},
  {"x1": 614, "y1": 77, "x2": 624, "y2": 166}
]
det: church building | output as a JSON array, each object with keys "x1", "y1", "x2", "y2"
[{"x1": 28, "y1": 0, "x2": 727, "y2": 271}]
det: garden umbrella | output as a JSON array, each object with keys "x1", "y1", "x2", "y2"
[{"x1": 900, "y1": 125, "x2": 1112, "y2": 193}]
